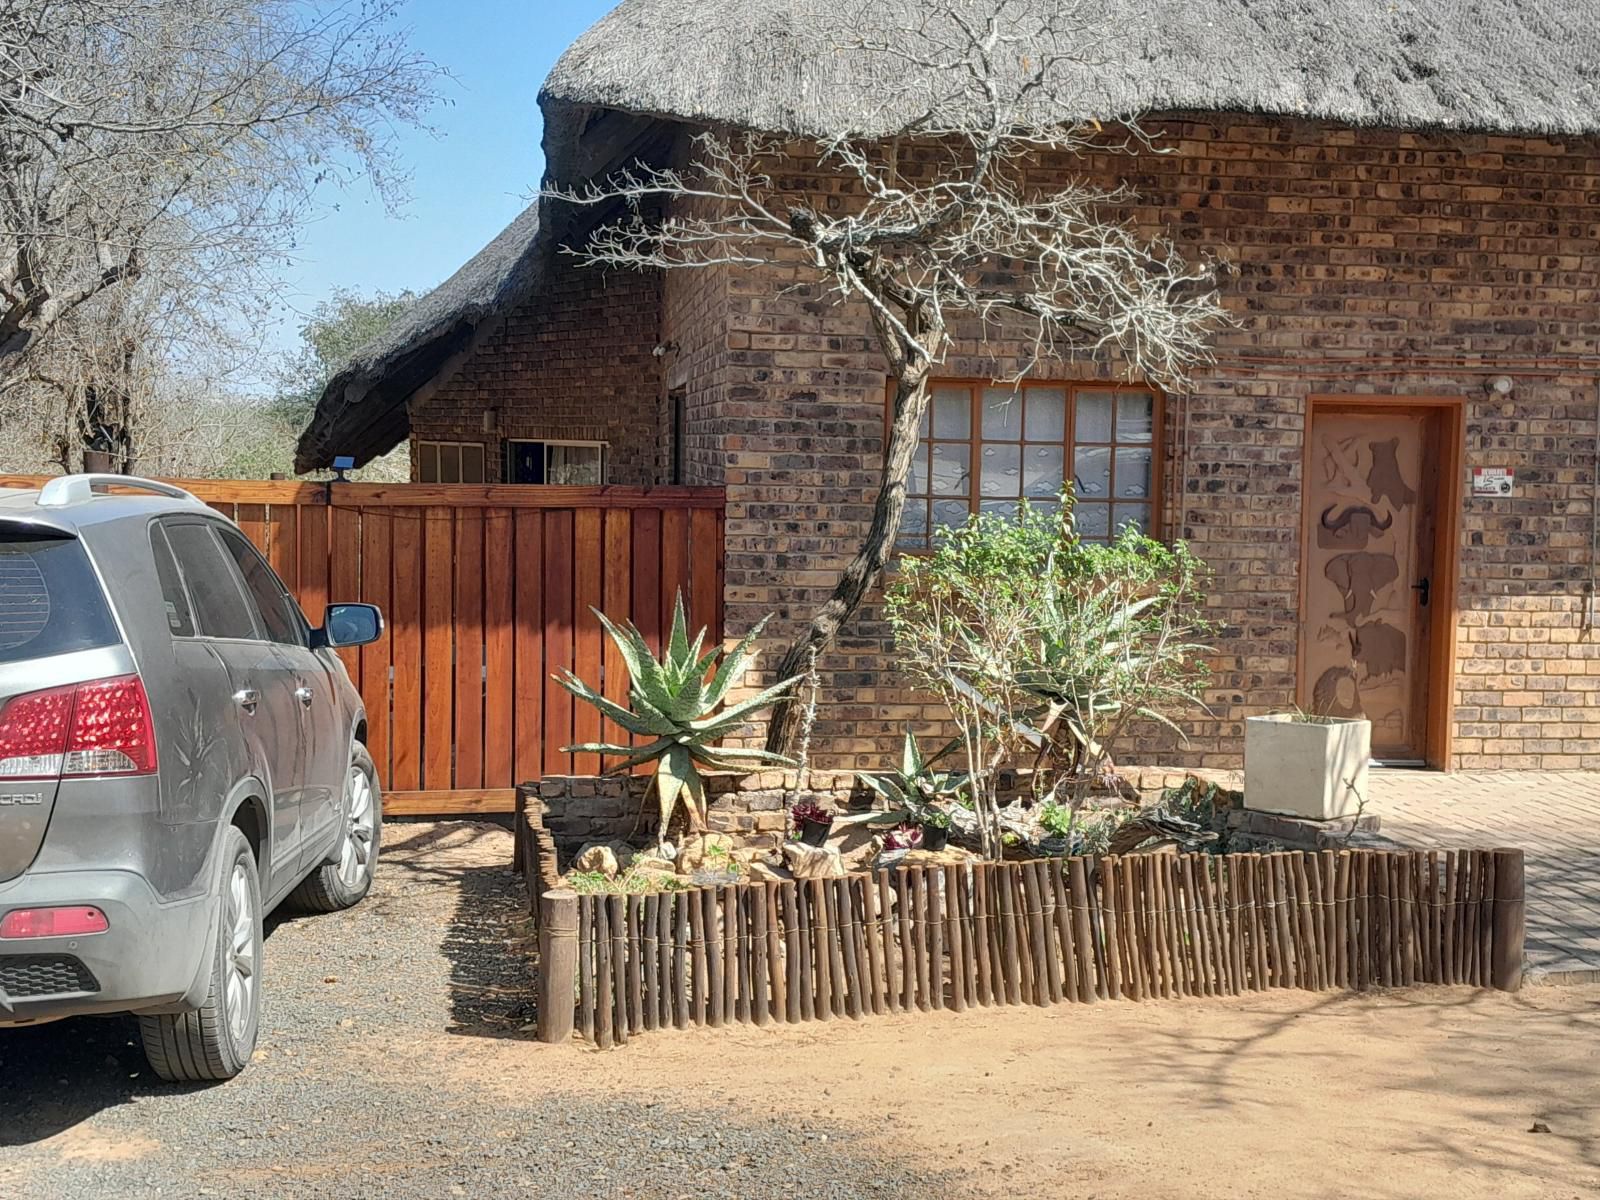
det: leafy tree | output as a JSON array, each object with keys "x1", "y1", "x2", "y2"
[{"x1": 273, "y1": 287, "x2": 420, "y2": 424}]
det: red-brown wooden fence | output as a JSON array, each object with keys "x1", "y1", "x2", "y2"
[{"x1": 0, "y1": 477, "x2": 725, "y2": 815}]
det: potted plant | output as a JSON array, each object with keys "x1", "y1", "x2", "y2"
[
  {"x1": 1244, "y1": 712, "x2": 1370, "y2": 821},
  {"x1": 917, "y1": 805, "x2": 953, "y2": 852},
  {"x1": 790, "y1": 800, "x2": 834, "y2": 847}
]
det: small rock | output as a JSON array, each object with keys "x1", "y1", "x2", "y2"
[
  {"x1": 676, "y1": 832, "x2": 734, "y2": 874},
  {"x1": 573, "y1": 840, "x2": 634, "y2": 878},
  {"x1": 1529, "y1": 1120, "x2": 1551, "y2": 1134},
  {"x1": 631, "y1": 853, "x2": 676, "y2": 876},
  {"x1": 782, "y1": 840, "x2": 845, "y2": 880},
  {"x1": 900, "y1": 846, "x2": 978, "y2": 867}
]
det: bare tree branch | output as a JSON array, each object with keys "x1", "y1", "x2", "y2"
[
  {"x1": 0, "y1": 0, "x2": 440, "y2": 470},
  {"x1": 543, "y1": 0, "x2": 1228, "y2": 753}
]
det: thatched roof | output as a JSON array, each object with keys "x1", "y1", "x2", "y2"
[
  {"x1": 299, "y1": 0, "x2": 1600, "y2": 469},
  {"x1": 294, "y1": 203, "x2": 546, "y2": 472},
  {"x1": 543, "y1": 0, "x2": 1600, "y2": 141}
]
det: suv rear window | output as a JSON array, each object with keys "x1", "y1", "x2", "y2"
[{"x1": 0, "y1": 530, "x2": 120, "y2": 664}]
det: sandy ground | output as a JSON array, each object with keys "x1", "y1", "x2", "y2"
[
  {"x1": 464, "y1": 979, "x2": 1600, "y2": 1200},
  {"x1": 2, "y1": 822, "x2": 1596, "y2": 1199}
]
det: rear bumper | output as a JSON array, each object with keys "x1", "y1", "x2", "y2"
[{"x1": 0, "y1": 868, "x2": 214, "y2": 1024}]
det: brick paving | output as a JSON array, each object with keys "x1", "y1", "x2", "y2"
[{"x1": 1365, "y1": 769, "x2": 1600, "y2": 982}]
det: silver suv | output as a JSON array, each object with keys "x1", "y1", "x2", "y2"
[{"x1": 0, "y1": 475, "x2": 382, "y2": 1081}]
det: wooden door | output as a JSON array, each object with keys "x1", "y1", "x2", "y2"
[{"x1": 1301, "y1": 408, "x2": 1441, "y2": 762}]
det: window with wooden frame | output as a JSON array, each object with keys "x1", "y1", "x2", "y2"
[
  {"x1": 504, "y1": 439, "x2": 608, "y2": 485},
  {"x1": 415, "y1": 440, "x2": 487, "y2": 484},
  {"x1": 898, "y1": 380, "x2": 1161, "y2": 549}
]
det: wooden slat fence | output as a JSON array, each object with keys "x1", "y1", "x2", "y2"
[
  {"x1": 536, "y1": 848, "x2": 1526, "y2": 1047},
  {"x1": 0, "y1": 476, "x2": 725, "y2": 815}
]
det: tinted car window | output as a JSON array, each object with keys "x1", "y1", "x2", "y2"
[
  {"x1": 0, "y1": 528, "x2": 120, "y2": 663},
  {"x1": 217, "y1": 528, "x2": 304, "y2": 646},
  {"x1": 149, "y1": 524, "x2": 196, "y2": 638},
  {"x1": 163, "y1": 523, "x2": 260, "y2": 641}
]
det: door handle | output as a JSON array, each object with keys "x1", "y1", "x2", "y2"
[
  {"x1": 295, "y1": 685, "x2": 314, "y2": 708},
  {"x1": 234, "y1": 687, "x2": 259, "y2": 713},
  {"x1": 1412, "y1": 577, "x2": 1431, "y2": 608}
]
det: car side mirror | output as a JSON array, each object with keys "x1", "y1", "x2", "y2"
[{"x1": 314, "y1": 603, "x2": 383, "y2": 649}]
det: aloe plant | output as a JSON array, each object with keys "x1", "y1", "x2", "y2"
[
  {"x1": 556, "y1": 592, "x2": 799, "y2": 842},
  {"x1": 857, "y1": 728, "x2": 962, "y2": 812},
  {"x1": 842, "y1": 728, "x2": 965, "y2": 831}
]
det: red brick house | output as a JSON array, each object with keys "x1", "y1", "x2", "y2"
[{"x1": 297, "y1": 0, "x2": 1600, "y2": 773}]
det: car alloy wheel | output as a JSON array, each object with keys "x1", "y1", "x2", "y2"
[
  {"x1": 337, "y1": 764, "x2": 376, "y2": 890},
  {"x1": 224, "y1": 859, "x2": 257, "y2": 1043}
]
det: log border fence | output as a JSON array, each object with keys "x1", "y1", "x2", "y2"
[{"x1": 536, "y1": 847, "x2": 1526, "y2": 1047}]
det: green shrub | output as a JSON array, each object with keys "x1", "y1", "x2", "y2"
[{"x1": 886, "y1": 493, "x2": 1212, "y2": 858}]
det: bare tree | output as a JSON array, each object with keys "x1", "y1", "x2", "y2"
[
  {"x1": 546, "y1": 0, "x2": 1226, "y2": 752},
  {"x1": 0, "y1": 0, "x2": 438, "y2": 469}
]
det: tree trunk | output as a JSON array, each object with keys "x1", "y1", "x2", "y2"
[{"x1": 763, "y1": 366, "x2": 932, "y2": 755}]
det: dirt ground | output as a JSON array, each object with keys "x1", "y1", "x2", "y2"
[
  {"x1": 2, "y1": 821, "x2": 1596, "y2": 1199},
  {"x1": 480, "y1": 973, "x2": 1600, "y2": 1200}
]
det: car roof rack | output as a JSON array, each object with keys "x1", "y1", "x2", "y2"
[{"x1": 35, "y1": 474, "x2": 203, "y2": 509}]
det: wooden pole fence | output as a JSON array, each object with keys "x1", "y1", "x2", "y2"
[{"x1": 535, "y1": 847, "x2": 1529, "y2": 1046}]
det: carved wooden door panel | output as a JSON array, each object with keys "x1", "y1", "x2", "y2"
[{"x1": 1302, "y1": 410, "x2": 1437, "y2": 761}]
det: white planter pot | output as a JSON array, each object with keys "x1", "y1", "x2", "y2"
[{"x1": 1244, "y1": 714, "x2": 1371, "y2": 820}]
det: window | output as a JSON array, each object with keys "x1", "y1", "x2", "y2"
[
  {"x1": 416, "y1": 440, "x2": 486, "y2": 484},
  {"x1": 505, "y1": 440, "x2": 607, "y2": 485},
  {"x1": 0, "y1": 529, "x2": 119, "y2": 663},
  {"x1": 899, "y1": 381, "x2": 1160, "y2": 548},
  {"x1": 669, "y1": 390, "x2": 687, "y2": 485},
  {"x1": 217, "y1": 528, "x2": 307, "y2": 646},
  {"x1": 149, "y1": 525, "x2": 195, "y2": 638},
  {"x1": 161, "y1": 523, "x2": 259, "y2": 641}
]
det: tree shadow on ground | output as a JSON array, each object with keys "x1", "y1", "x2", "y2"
[
  {"x1": 378, "y1": 819, "x2": 541, "y2": 1039},
  {"x1": 1113, "y1": 984, "x2": 1600, "y2": 1183}
]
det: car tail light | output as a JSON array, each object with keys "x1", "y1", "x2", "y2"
[
  {"x1": 0, "y1": 675, "x2": 157, "y2": 780},
  {"x1": 0, "y1": 684, "x2": 74, "y2": 778},
  {"x1": 0, "y1": 906, "x2": 110, "y2": 938},
  {"x1": 63, "y1": 676, "x2": 158, "y2": 775}
]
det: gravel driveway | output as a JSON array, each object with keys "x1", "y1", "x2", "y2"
[{"x1": 0, "y1": 821, "x2": 966, "y2": 1200}]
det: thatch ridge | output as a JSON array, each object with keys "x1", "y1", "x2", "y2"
[
  {"x1": 542, "y1": 0, "x2": 1600, "y2": 141},
  {"x1": 298, "y1": 0, "x2": 1600, "y2": 469}
]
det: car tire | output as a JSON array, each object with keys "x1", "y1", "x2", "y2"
[
  {"x1": 288, "y1": 743, "x2": 381, "y2": 914},
  {"x1": 138, "y1": 825, "x2": 263, "y2": 1082}
]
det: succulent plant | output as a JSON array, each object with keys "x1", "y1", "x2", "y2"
[
  {"x1": 855, "y1": 728, "x2": 964, "y2": 824},
  {"x1": 557, "y1": 591, "x2": 799, "y2": 842},
  {"x1": 790, "y1": 800, "x2": 832, "y2": 827},
  {"x1": 883, "y1": 823, "x2": 924, "y2": 851}
]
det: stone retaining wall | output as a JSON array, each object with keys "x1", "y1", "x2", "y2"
[{"x1": 525, "y1": 771, "x2": 869, "y2": 862}]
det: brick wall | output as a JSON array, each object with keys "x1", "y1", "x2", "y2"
[
  {"x1": 653, "y1": 115, "x2": 1600, "y2": 772},
  {"x1": 409, "y1": 252, "x2": 666, "y2": 484}
]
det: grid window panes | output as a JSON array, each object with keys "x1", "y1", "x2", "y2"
[
  {"x1": 899, "y1": 382, "x2": 1158, "y2": 548},
  {"x1": 416, "y1": 441, "x2": 487, "y2": 484}
]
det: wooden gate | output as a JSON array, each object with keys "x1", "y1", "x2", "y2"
[{"x1": 0, "y1": 477, "x2": 725, "y2": 815}]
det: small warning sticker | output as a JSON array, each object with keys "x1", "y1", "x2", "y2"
[{"x1": 1472, "y1": 467, "x2": 1515, "y2": 497}]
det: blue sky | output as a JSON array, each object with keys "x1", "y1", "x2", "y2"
[{"x1": 263, "y1": 0, "x2": 617, "y2": 357}]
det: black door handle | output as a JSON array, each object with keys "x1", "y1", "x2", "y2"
[{"x1": 1412, "y1": 577, "x2": 1430, "y2": 608}]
